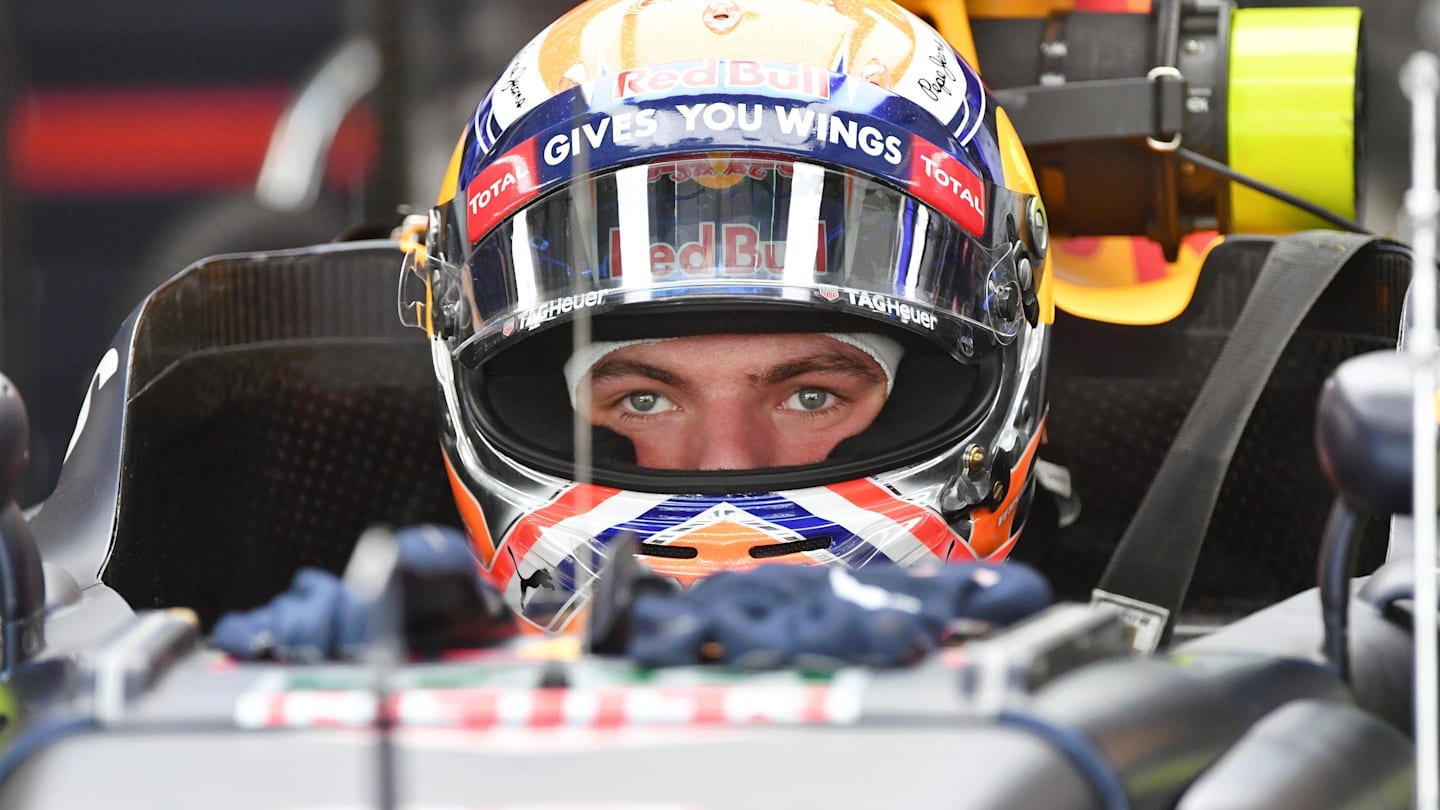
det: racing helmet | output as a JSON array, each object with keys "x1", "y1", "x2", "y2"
[{"x1": 402, "y1": 0, "x2": 1053, "y2": 633}]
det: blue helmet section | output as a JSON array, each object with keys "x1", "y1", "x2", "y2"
[{"x1": 454, "y1": 60, "x2": 1004, "y2": 247}]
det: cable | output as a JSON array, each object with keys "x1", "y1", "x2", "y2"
[
  {"x1": 0, "y1": 716, "x2": 99, "y2": 790},
  {"x1": 998, "y1": 710, "x2": 1130, "y2": 810},
  {"x1": 1317, "y1": 499, "x2": 1367, "y2": 683},
  {"x1": 1174, "y1": 146, "x2": 1370, "y2": 235}
]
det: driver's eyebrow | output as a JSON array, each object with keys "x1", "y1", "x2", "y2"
[
  {"x1": 587, "y1": 359, "x2": 692, "y2": 391},
  {"x1": 757, "y1": 351, "x2": 883, "y2": 387}
]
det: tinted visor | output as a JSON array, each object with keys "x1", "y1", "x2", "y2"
[
  {"x1": 442, "y1": 154, "x2": 1018, "y2": 488},
  {"x1": 445, "y1": 154, "x2": 1027, "y2": 367}
]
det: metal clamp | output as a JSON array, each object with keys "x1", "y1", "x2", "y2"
[{"x1": 1145, "y1": 66, "x2": 1185, "y2": 152}]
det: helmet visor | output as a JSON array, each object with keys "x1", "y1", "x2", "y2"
[{"x1": 444, "y1": 154, "x2": 1028, "y2": 368}]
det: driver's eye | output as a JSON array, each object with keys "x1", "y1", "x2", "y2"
[
  {"x1": 626, "y1": 392, "x2": 665, "y2": 413},
  {"x1": 789, "y1": 388, "x2": 831, "y2": 411}
]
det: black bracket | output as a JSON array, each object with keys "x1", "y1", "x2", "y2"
[{"x1": 991, "y1": 68, "x2": 1187, "y2": 147}]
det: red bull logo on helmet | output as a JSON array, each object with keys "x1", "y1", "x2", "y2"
[
  {"x1": 649, "y1": 154, "x2": 793, "y2": 188},
  {"x1": 614, "y1": 59, "x2": 831, "y2": 101},
  {"x1": 608, "y1": 222, "x2": 829, "y2": 278}
]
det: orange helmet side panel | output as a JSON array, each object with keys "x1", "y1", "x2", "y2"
[
  {"x1": 443, "y1": 451, "x2": 497, "y2": 568},
  {"x1": 967, "y1": 420, "x2": 1044, "y2": 559}
]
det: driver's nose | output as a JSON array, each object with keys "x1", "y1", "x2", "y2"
[{"x1": 689, "y1": 405, "x2": 776, "y2": 471}]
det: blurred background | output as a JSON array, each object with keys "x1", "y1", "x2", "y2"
[
  {"x1": 1, "y1": 0, "x2": 580, "y2": 504},
  {"x1": 0, "y1": 0, "x2": 1424, "y2": 505}
]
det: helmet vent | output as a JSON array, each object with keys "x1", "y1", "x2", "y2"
[
  {"x1": 636, "y1": 543, "x2": 700, "y2": 560},
  {"x1": 748, "y1": 536, "x2": 833, "y2": 559}
]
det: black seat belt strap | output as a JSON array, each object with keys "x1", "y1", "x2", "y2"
[{"x1": 1093, "y1": 230, "x2": 1387, "y2": 651}]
